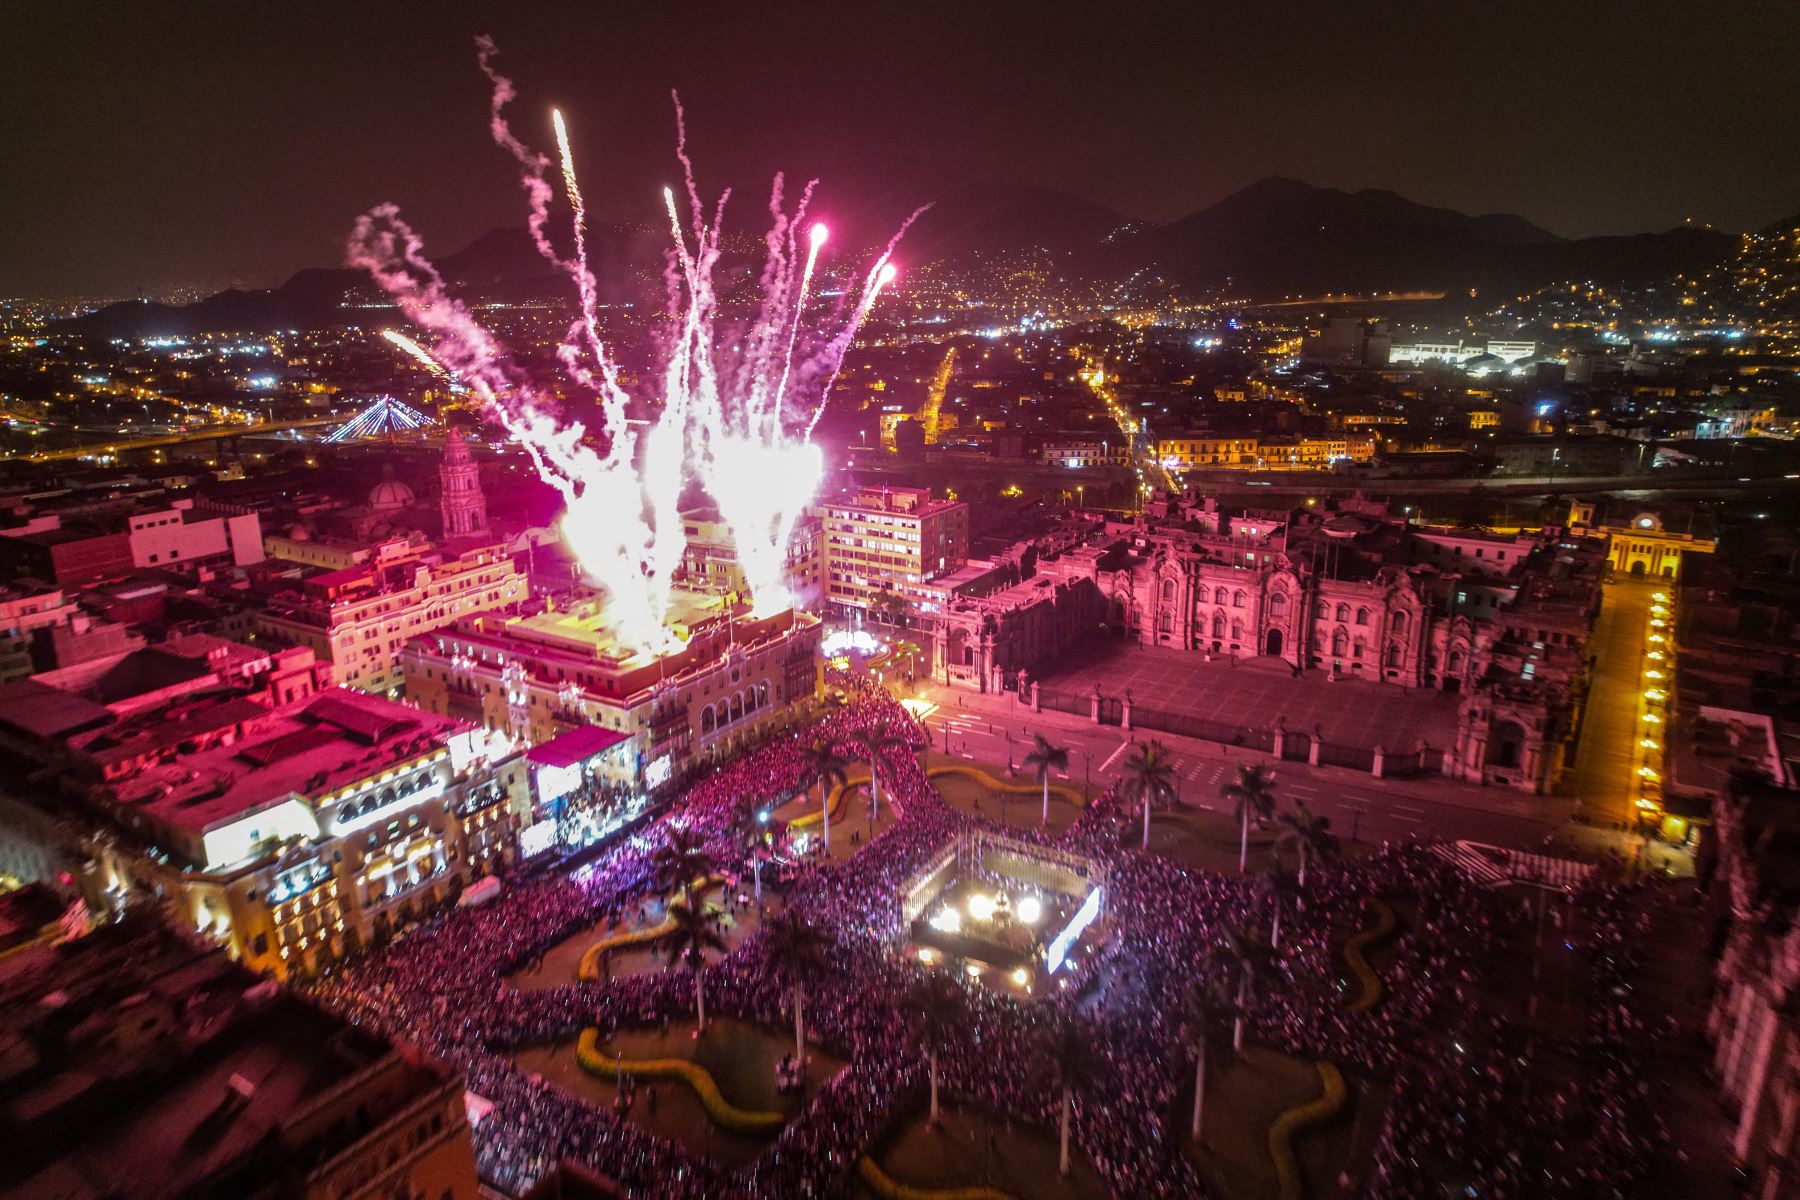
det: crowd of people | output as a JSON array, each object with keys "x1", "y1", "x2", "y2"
[{"x1": 305, "y1": 681, "x2": 1663, "y2": 1198}]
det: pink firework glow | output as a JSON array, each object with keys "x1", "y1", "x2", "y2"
[{"x1": 348, "y1": 38, "x2": 916, "y2": 653}]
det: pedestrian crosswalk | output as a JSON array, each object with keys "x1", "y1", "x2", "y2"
[{"x1": 1430, "y1": 840, "x2": 1595, "y2": 890}]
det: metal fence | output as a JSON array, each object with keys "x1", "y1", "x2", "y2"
[{"x1": 1317, "y1": 740, "x2": 1375, "y2": 772}]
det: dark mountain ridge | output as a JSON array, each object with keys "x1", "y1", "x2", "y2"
[{"x1": 57, "y1": 177, "x2": 1748, "y2": 337}]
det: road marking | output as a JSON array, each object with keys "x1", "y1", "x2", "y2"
[{"x1": 1100, "y1": 740, "x2": 1132, "y2": 772}]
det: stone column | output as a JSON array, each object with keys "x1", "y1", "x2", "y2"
[
  {"x1": 1031, "y1": 681, "x2": 1042, "y2": 713},
  {"x1": 1371, "y1": 744, "x2": 1386, "y2": 779},
  {"x1": 1090, "y1": 687, "x2": 1102, "y2": 725},
  {"x1": 1271, "y1": 719, "x2": 1286, "y2": 761},
  {"x1": 1122, "y1": 690, "x2": 1133, "y2": 732},
  {"x1": 1308, "y1": 738, "x2": 1321, "y2": 769}
]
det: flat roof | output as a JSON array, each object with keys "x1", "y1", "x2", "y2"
[
  {"x1": 0, "y1": 923, "x2": 424, "y2": 1200},
  {"x1": 96, "y1": 687, "x2": 472, "y2": 836},
  {"x1": 526, "y1": 724, "x2": 632, "y2": 769},
  {"x1": 0, "y1": 680, "x2": 115, "y2": 740}
]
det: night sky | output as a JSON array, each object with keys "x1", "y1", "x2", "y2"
[{"x1": 6, "y1": 1, "x2": 1799, "y2": 298}]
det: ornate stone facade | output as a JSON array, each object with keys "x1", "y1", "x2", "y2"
[
  {"x1": 925, "y1": 493, "x2": 1604, "y2": 794},
  {"x1": 439, "y1": 427, "x2": 489, "y2": 538}
]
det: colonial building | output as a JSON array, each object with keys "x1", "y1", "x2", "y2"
[
  {"x1": 1570, "y1": 501, "x2": 1717, "y2": 580},
  {"x1": 927, "y1": 492, "x2": 1605, "y2": 794},
  {"x1": 256, "y1": 536, "x2": 528, "y2": 695},
  {"x1": 402, "y1": 590, "x2": 822, "y2": 791},
  {"x1": 0, "y1": 655, "x2": 529, "y2": 980}
]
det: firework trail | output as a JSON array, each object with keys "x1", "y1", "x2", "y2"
[{"x1": 349, "y1": 39, "x2": 911, "y2": 646}]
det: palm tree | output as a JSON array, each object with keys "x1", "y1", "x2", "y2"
[
  {"x1": 1221, "y1": 763, "x2": 1278, "y2": 874},
  {"x1": 852, "y1": 727, "x2": 909, "y2": 825},
  {"x1": 1122, "y1": 740, "x2": 1178, "y2": 851},
  {"x1": 761, "y1": 911, "x2": 832, "y2": 1062},
  {"x1": 1180, "y1": 980, "x2": 1232, "y2": 1143},
  {"x1": 1257, "y1": 863, "x2": 1299, "y2": 950},
  {"x1": 1274, "y1": 801, "x2": 1340, "y2": 890},
  {"x1": 1037, "y1": 1012, "x2": 1101, "y2": 1178},
  {"x1": 802, "y1": 739, "x2": 851, "y2": 855},
  {"x1": 903, "y1": 972, "x2": 963, "y2": 1126},
  {"x1": 1022, "y1": 734, "x2": 1072, "y2": 827},
  {"x1": 650, "y1": 824, "x2": 718, "y2": 910},
  {"x1": 1221, "y1": 926, "x2": 1281, "y2": 1055},
  {"x1": 660, "y1": 899, "x2": 728, "y2": 1033},
  {"x1": 739, "y1": 811, "x2": 768, "y2": 904}
]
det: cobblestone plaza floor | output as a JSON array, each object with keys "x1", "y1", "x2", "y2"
[{"x1": 1034, "y1": 641, "x2": 1461, "y2": 752}]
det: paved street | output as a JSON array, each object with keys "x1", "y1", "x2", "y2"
[
  {"x1": 1563, "y1": 578, "x2": 1657, "y2": 828},
  {"x1": 917, "y1": 683, "x2": 1564, "y2": 852},
  {"x1": 1035, "y1": 642, "x2": 1460, "y2": 752}
]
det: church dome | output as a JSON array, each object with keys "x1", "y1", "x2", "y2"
[{"x1": 369, "y1": 475, "x2": 416, "y2": 512}]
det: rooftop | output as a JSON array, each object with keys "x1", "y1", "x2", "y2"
[
  {"x1": 0, "y1": 920, "x2": 450, "y2": 1200},
  {"x1": 91, "y1": 687, "x2": 471, "y2": 837}
]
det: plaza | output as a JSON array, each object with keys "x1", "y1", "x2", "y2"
[
  {"x1": 1035, "y1": 641, "x2": 1461, "y2": 755},
  {"x1": 300, "y1": 686, "x2": 1690, "y2": 1200}
]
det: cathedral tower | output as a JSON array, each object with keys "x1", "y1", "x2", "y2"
[{"x1": 439, "y1": 427, "x2": 489, "y2": 538}]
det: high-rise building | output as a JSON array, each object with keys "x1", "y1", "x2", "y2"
[
  {"x1": 438, "y1": 428, "x2": 489, "y2": 539},
  {"x1": 816, "y1": 485, "x2": 969, "y2": 613}
]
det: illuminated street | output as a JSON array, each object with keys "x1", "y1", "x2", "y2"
[{"x1": 1564, "y1": 579, "x2": 1658, "y2": 830}]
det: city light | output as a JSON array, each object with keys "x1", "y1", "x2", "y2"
[
  {"x1": 1017, "y1": 895, "x2": 1043, "y2": 924},
  {"x1": 967, "y1": 893, "x2": 995, "y2": 921}
]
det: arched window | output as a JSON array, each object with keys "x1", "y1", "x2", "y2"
[
  {"x1": 757, "y1": 682, "x2": 769, "y2": 707},
  {"x1": 1355, "y1": 607, "x2": 1369, "y2": 625},
  {"x1": 1331, "y1": 628, "x2": 1348, "y2": 656},
  {"x1": 1315, "y1": 602, "x2": 1329, "y2": 620},
  {"x1": 1353, "y1": 637, "x2": 1366, "y2": 660},
  {"x1": 1158, "y1": 610, "x2": 1173, "y2": 632},
  {"x1": 1212, "y1": 612, "x2": 1226, "y2": 638},
  {"x1": 701, "y1": 707, "x2": 716, "y2": 733},
  {"x1": 1448, "y1": 649, "x2": 1464, "y2": 675},
  {"x1": 1270, "y1": 592, "x2": 1286, "y2": 614},
  {"x1": 1392, "y1": 611, "x2": 1409, "y2": 634},
  {"x1": 1161, "y1": 579, "x2": 1176, "y2": 601},
  {"x1": 742, "y1": 688, "x2": 755, "y2": 713},
  {"x1": 730, "y1": 695, "x2": 744, "y2": 722},
  {"x1": 1231, "y1": 620, "x2": 1244, "y2": 640},
  {"x1": 1335, "y1": 603, "x2": 1350, "y2": 621},
  {"x1": 1214, "y1": 587, "x2": 1228, "y2": 605},
  {"x1": 1387, "y1": 643, "x2": 1404, "y2": 667},
  {"x1": 1232, "y1": 590, "x2": 1245, "y2": 608}
]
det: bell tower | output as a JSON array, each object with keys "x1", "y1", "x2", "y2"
[{"x1": 439, "y1": 427, "x2": 489, "y2": 538}]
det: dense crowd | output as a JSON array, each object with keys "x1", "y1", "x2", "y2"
[{"x1": 306, "y1": 685, "x2": 1663, "y2": 1198}]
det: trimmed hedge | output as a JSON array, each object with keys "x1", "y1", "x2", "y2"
[
  {"x1": 1268, "y1": 1060, "x2": 1347, "y2": 1200},
  {"x1": 574, "y1": 1027, "x2": 785, "y2": 1135},
  {"x1": 576, "y1": 875, "x2": 726, "y2": 982},
  {"x1": 927, "y1": 764, "x2": 1085, "y2": 809},
  {"x1": 856, "y1": 1155, "x2": 1018, "y2": 1200},
  {"x1": 1343, "y1": 898, "x2": 1399, "y2": 1013},
  {"x1": 789, "y1": 774, "x2": 870, "y2": 830}
]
